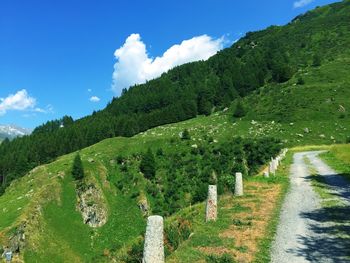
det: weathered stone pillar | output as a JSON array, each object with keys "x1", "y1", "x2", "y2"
[
  {"x1": 234, "y1": 172, "x2": 243, "y2": 196},
  {"x1": 269, "y1": 161, "x2": 275, "y2": 175},
  {"x1": 274, "y1": 159, "x2": 278, "y2": 170},
  {"x1": 206, "y1": 185, "x2": 217, "y2": 222},
  {"x1": 143, "y1": 215, "x2": 164, "y2": 263}
]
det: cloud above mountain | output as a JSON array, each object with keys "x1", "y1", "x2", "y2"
[
  {"x1": 293, "y1": 0, "x2": 314, "y2": 8},
  {"x1": 0, "y1": 89, "x2": 51, "y2": 116},
  {"x1": 0, "y1": 89, "x2": 36, "y2": 115},
  {"x1": 111, "y1": 34, "x2": 224, "y2": 95}
]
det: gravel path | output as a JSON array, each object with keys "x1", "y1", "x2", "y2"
[{"x1": 270, "y1": 151, "x2": 350, "y2": 263}]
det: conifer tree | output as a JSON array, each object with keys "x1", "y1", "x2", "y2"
[
  {"x1": 140, "y1": 148, "x2": 156, "y2": 180},
  {"x1": 181, "y1": 129, "x2": 191, "y2": 140},
  {"x1": 72, "y1": 153, "x2": 84, "y2": 180},
  {"x1": 233, "y1": 100, "x2": 246, "y2": 118},
  {"x1": 312, "y1": 54, "x2": 321, "y2": 67}
]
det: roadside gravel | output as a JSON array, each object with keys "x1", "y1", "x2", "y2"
[{"x1": 270, "y1": 151, "x2": 350, "y2": 263}]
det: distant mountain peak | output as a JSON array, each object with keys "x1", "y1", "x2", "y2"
[{"x1": 0, "y1": 124, "x2": 31, "y2": 140}]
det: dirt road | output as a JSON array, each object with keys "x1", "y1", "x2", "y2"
[{"x1": 270, "y1": 151, "x2": 350, "y2": 263}]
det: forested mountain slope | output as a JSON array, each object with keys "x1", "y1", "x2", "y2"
[{"x1": 0, "y1": 0, "x2": 349, "y2": 195}]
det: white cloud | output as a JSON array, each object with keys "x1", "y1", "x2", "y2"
[
  {"x1": 34, "y1": 107, "x2": 46, "y2": 113},
  {"x1": 293, "y1": 0, "x2": 314, "y2": 8},
  {"x1": 0, "y1": 89, "x2": 36, "y2": 115},
  {"x1": 33, "y1": 104, "x2": 54, "y2": 114},
  {"x1": 90, "y1": 96, "x2": 100, "y2": 102},
  {"x1": 0, "y1": 90, "x2": 53, "y2": 116},
  {"x1": 111, "y1": 33, "x2": 224, "y2": 95}
]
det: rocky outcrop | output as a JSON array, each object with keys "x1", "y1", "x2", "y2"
[
  {"x1": 8, "y1": 222, "x2": 26, "y2": 253},
  {"x1": 76, "y1": 184, "x2": 107, "y2": 228},
  {"x1": 137, "y1": 192, "x2": 149, "y2": 216}
]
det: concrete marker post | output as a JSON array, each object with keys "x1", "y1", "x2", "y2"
[
  {"x1": 269, "y1": 161, "x2": 275, "y2": 175},
  {"x1": 234, "y1": 172, "x2": 243, "y2": 196},
  {"x1": 206, "y1": 185, "x2": 217, "y2": 222},
  {"x1": 143, "y1": 215, "x2": 164, "y2": 263}
]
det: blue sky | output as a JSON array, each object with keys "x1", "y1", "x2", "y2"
[{"x1": 0, "y1": 0, "x2": 339, "y2": 129}]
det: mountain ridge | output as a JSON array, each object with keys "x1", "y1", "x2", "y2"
[{"x1": 0, "y1": 125, "x2": 31, "y2": 140}]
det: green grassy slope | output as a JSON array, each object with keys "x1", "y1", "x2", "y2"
[
  {"x1": 241, "y1": 54, "x2": 350, "y2": 145},
  {"x1": 0, "y1": 138, "x2": 147, "y2": 262},
  {"x1": 245, "y1": 56, "x2": 350, "y2": 122}
]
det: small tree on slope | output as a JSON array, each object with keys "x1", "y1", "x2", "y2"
[
  {"x1": 233, "y1": 100, "x2": 246, "y2": 118},
  {"x1": 72, "y1": 153, "x2": 84, "y2": 181},
  {"x1": 140, "y1": 148, "x2": 156, "y2": 180}
]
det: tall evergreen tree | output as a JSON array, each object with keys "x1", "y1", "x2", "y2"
[
  {"x1": 72, "y1": 153, "x2": 84, "y2": 181},
  {"x1": 233, "y1": 100, "x2": 246, "y2": 118},
  {"x1": 181, "y1": 129, "x2": 191, "y2": 140},
  {"x1": 140, "y1": 149, "x2": 156, "y2": 180},
  {"x1": 312, "y1": 54, "x2": 321, "y2": 67}
]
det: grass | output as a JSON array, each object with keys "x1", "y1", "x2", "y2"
[
  {"x1": 319, "y1": 144, "x2": 350, "y2": 182},
  {"x1": 252, "y1": 152, "x2": 292, "y2": 263},
  {"x1": 24, "y1": 174, "x2": 92, "y2": 262}
]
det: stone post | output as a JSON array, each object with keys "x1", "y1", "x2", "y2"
[
  {"x1": 269, "y1": 161, "x2": 275, "y2": 175},
  {"x1": 234, "y1": 172, "x2": 243, "y2": 196},
  {"x1": 274, "y1": 159, "x2": 278, "y2": 170},
  {"x1": 143, "y1": 215, "x2": 164, "y2": 263},
  {"x1": 264, "y1": 171, "x2": 269, "y2": 178},
  {"x1": 206, "y1": 185, "x2": 217, "y2": 222}
]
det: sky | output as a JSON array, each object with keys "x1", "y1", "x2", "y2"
[{"x1": 0, "y1": 0, "x2": 339, "y2": 129}]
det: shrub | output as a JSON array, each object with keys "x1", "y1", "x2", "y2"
[
  {"x1": 312, "y1": 54, "x2": 321, "y2": 67},
  {"x1": 120, "y1": 164, "x2": 128, "y2": 172},
  {"x1": 297, "y1": 77, "x2": 305, "y2": 85},
  {"x1": 145, "y1": 181, "x2": 158, "y2": 197},
  {"x1": 122, "y1": 236, "x2": 144, "y2": 263},
  {"x1": 156, "y1": 148, "x2": 164, "y2": 156},
  {"x1": 220, "y1": 174, "x2": 235, "y2": 193},
  {"x1": 116, "y1": 155, "x2": 124, "y2": 164},
  {"x1": 165, "y1": 218, "x2": 192, "y2": 253},
  {"x1": 346, "y1": 136, "x2": 350, "y2": 144},
  {"x1": 0, "y1": 185, "x2": 5, "y2": 196},
  {"x1": 339, "y1": 113, "x2": 346, "y2": 119},
  {"x1": 181, "y1": 129, "x2": 191, "y2": 140}
]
